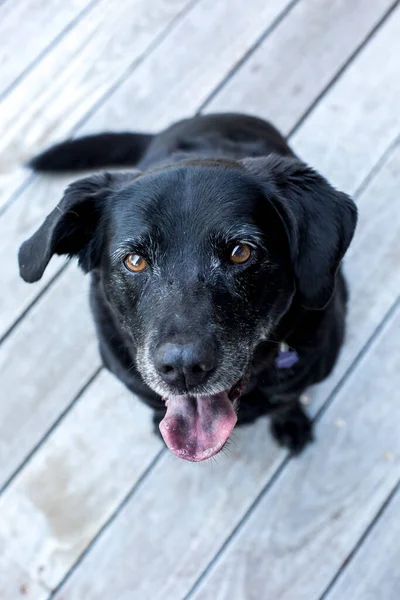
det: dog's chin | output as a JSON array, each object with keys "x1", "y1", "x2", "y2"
[{"x1": 157, "y1": 370, "x2": 250, "y2": 463}]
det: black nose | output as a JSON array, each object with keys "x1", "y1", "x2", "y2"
[{"x1": 154, "y1": 342, "x2": 216, "y2": 391}]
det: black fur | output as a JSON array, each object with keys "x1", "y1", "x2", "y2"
[
  {"x1": 19, "y1": 113, "x2": 357, "y2": 455},
  {"x1": 29, "y1": 132, "x2": 153, "y2": 172}
]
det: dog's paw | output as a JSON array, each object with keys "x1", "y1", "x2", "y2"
[{"x1": 270, "y1": 404, "x2": 314, "y2": 455}]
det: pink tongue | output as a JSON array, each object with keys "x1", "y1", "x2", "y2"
[{"x1": 159, "y1": 393, "x2": 237, "y2": 462}]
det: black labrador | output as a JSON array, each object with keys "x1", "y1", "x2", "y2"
[{"x1": 19, "y1": 114, "x2": 357, "y2": 462}]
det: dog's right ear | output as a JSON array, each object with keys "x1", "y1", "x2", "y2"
[
  {"x1": 18, "y1": 171, "x2": 138, "y2": 283},
  {"x1": 241, "y1": 156, "x2": 357, "y2": 309}
]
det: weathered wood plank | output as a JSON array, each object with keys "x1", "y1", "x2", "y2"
[
  {"x1": 0, "y1": 0, "x2": 96, "y2": 98},
  {"x1": 0, "y1": 370, "x2": 162, "y2": 595},
  {"x1": 0, "y1": 0, "x2": 193, "y2": 210},
  {"x1": 205, "y1": 0, "x2": 395, "y2": 134},
  {"x1": 0, "y1": 556, "x2": 48, "y2": 600},
  {"x1": 190, "y1": 306, "x2": 400, "y2": 600},
  {"x1": 48, "y1": 140, "x2": 400, "y2": 600},
  {"x1": 0, "y1": 268, "x2": 99, "y2": 486},
  {"x1": 0, "y1": 174, "x2": 78, "y2": 338},
  {"x1": 54, "y1": 419, "x2": 282, "y2": 600},
  {"x1": 325, "y1": 487, "x2": 400, "y2": 600},
  {"x1": 307, "y1": 142, "x2": 400, "y2": 416},
  {"x1": 78, "y1": 0, "x2": 295, "y2": 135},
  {"x1": 290, "y1": 3, "x2": 400, "y2": 192}
]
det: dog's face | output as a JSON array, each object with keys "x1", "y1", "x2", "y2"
[
  {"x1": 101, "y1": 166, "x2": 294, "y2": 394},
  {"x1": 19, "y1": 156, "x2": 357, "y2": 461}
]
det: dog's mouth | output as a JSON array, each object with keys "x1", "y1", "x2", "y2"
[{"x1": 159, "y1": 372, "x2": 249, "y2": 462}]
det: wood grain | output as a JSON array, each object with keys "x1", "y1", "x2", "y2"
[
  {"x1": 78, "y1": 0, "x2": 294, "y2": 135},
  {"x1": 190, "y1": 306, "x2": 400, "y2": 600},
  {"x1": 53, "y1": 418, "x2": 282, "y2": 600},
  {"x1": 307, "y1": 142, "x2": 400, "y2": 417},
  {"x1": 0, "y1": 0, "x2": 95, "y2": 98},
  {"x1": 0, "y1": 0, "x2": 192, "y2": 209},
  {"x1": 0, "y1": 268, "x2": 99, "y2": 487},
  {"x1": 0, "y1": 173, "x2": 84, "y2": 339},
  {"x1": 0, "y1": 556, "x2": 48, "y2": 600},
  {"x1": 0, "y1": 370, "x2": 163, "y2": 593},
  {"x1": 205, "y1": 0, "x2": 395, "y2": 134},
  {"x1": 325, "y1": 487, "x2": 400, "y2": 600},
  {"x1": 291, "y1": 3, "x2": 400, "y2": 192}
]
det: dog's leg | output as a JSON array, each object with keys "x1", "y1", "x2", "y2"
[
  {"x1": 238, "y1": 389, "x2": 313, "y2": 454},
  {"x1": 268, "y1": 396, "x2": 313, "y2": 454}
]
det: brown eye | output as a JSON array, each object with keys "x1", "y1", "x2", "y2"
[
  {"x1": 229, "y1": 243, "x2": 252, "y2": 265},
  {"x1": 124, "y1": 253, "x2": 148, "y2": 273}
]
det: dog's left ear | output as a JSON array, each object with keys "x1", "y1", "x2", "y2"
[
  {"x1": 18, "y1": 171, "x2": 138, "y2": 283},
  {"x1": 241, "y1": 156, "x2": 357, "y2": 309}
]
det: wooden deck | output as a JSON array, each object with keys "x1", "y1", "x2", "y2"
[{"x1": 0, "y1": 0, "x2": 399, "y2": 598}]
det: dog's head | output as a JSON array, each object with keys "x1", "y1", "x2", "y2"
[{"x1": 19, "y1": 156, "x2": 357, "y2": 461}]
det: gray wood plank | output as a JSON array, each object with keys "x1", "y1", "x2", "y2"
[
  {"x1": 48, "y1": 138, "x2": 400, "y2": 600},
  {"x1": 0, "y1": 174, "x2": 81, "y2": 339},
  {"x1": 78, "y1": 0, "x2": 295, "y2": 135},
  {"x1": 0, "y1": 556, "x2": 48, "y2": 600},
  {"x1": 0, "y1": 0, "x2": 193, "y2": 210},
  {"x1": 0, "y1": 0, "x2": 96, "y2": 98},
  {"x1": 290, "y1": 3, "x2": 400, "y2": 193},
  {"x1": 205, "y1": 0, "x2": 395, "y2": 134},
  {"x1": 0, "y1": 268, "x2": 100, "y2": 486},
  {"x1": 189, "y1": 306, "x2": 400, "y2": 600},
  {"x1": 325, "y1": 487, "x2": 400, "y2": 600},
  {"x1": 306, "y1": 140, "x2": 400, "y2": 417},
  {"x1": 0, "y1": 370, "x2": 162, "y2": 594},
  {"x1": 60, "y1": 418, "x2": 282, "y2": 600}
]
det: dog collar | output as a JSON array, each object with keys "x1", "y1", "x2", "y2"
[{"x1": 274, "y1": 342, "x2": 299, "y2": 369}]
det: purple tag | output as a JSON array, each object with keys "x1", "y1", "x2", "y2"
[{"x1": 275, "y1": 349, "x2": 299, "y2": 369}]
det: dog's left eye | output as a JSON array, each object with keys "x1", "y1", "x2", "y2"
[
  {"x1": 229, "y1": 243, "x2": 252, "y2": 265},
  {"x1": 124, "y1": 253, "x2": 148, "y2": 272}
]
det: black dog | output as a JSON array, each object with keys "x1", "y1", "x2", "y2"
[{"x1": 19, "y1": 114, "x2": 357, "y2": 462}]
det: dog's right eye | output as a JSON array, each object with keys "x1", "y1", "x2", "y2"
[
  {"x1": 229, "y1": 243, "x2": 252, "y2": 265},
  {"x1": 124, "y1": 253, "x2": 148, "y2": 273}
]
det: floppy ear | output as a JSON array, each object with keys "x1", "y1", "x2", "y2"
[
  {"x1": 18, "y1": 171, "x2": 137, "y2": 283},
  {"x1": 241, "y1": 156, "x2": 357, "y2": 309}
]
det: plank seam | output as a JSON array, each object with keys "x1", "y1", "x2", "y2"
[
  {"x1": 68, "y1": 0, "x2": 202, "y2": 136},
  {"x1": 197, "y1": 0, "x2": 300, "y2": 113},
  {"x1": 318, "y1": 477, "x2": 400, "y2": 600},
  {"x1": 0, "y1": 0, "x2": 202, "y2": 219},
  {"x1": 2, "y1": 0, "x2": 396, "y2": 223},
  {"x1": 0, "y1": 262, "x2": 70, "y2": 346},
  {"x1": 352, "y1": 134, "x2": 400, "y2": 199},
  {"x1": 288, "y1": 0, "x2": 400, "y2": 138},
  {"x1": 0, "y1": 0, "x2": 103, "y2": 104},
  {"x1": 48, "y1": 447, "x2": 166, "y2": 598},
  {"x1": 0, "y1": 366, "x2": 102, "y2": 496}
]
